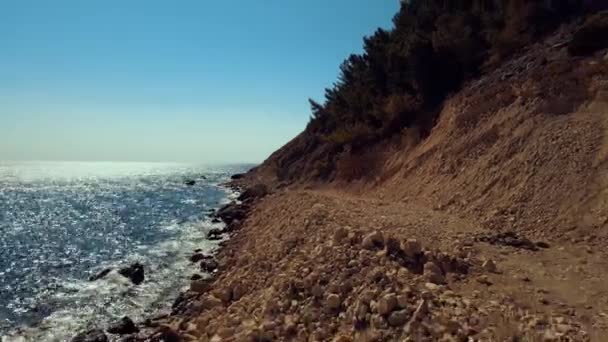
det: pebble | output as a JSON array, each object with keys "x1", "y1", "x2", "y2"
[
  {"x1": 326, "y1": 294, "x2": 341, "y2": 310},
  {"x1": 377, "y1": 293, "x2": 398, "y2": 315}
]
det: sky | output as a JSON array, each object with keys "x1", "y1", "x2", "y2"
[{"x1": 0, "y1": 0, "x2": 399, "y2": 164}]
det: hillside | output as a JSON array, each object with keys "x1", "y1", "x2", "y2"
[{"x1": 110, "y1": 2, "x2": 608, "y2": 342}]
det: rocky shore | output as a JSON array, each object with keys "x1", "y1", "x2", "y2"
[{"x1": 90, "y1": 182, "x2": 606, "y2": 341}]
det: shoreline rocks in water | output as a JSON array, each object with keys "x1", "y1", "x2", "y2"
[
  {"x1": 118, "y1": 263, "x2": 145, "y2": 285},
  {"x1": 107, "y1": 316, "x2": 139, "y2": 335}
]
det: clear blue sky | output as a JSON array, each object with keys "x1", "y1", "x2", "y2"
[{"x1": 0, "y1": 0, "x2": 399, "y2": 163}]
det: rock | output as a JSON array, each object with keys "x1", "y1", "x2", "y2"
[
  {"x1": 477, "y1": 275, "x2": 493, "y2": 286},
  {"x1": 377, "y1": 293, "x2": 398, "y2": 315},
  {"x1": 118, "y1": 263, "x2": 145, "y2": 285},
  {"x1": 362, "y1": 231, "x2": 384, "y2": 250},
  {"x1": 214, "y1": 203, "x2": 248, "y2": 225},
  {"x1": 333, "y1": 336, "x2": 352, "y2": 342},
  {"x1": 200, "y1": 295, "x2": 223, "y2": 309},
  {"x1": 184, "y1": 180, "x2": 196, "y2": 186},
  {"x1": 71, "y1": 329, "x2": 108, "y2": 342},
  {"x1": 333, "y1": 227, "x2": 349, "y2": 244},
  {"x1": 402, "y1": 239, "x2": 422, "y2": 258},
  {"x1": 326, "y1": 294, "x2": 341, "y2": 310},
  {"x1": 190, "y1": 279, "x2": 211, "y2": 293},
  {"x1": 207, "y1": 228, "x2": 224, "y2": 240},
  {"x1": 238, "y1": 184, "x2": 268, "y2": 202},
  {"x1": 387, "y1": 309, "x2": 409, "y2": 326},
  {"x1": 190, "y1": 253, "x2": 210, "y2": 263},
  {"x1": 385, "y1": 236, "x2": 401, "y2": 254},
  {"x1": 89, "y1": 268, "x2": 112, "y2": 281},
  {"x1": 190, "y1": 273, "x2": 202, "y2": 281},
  {"x1": 536, "y1": 241, "x2": 550, "y2": 249},
  {"x1": 231, "y1": 281, "x2": 247, "y2": 301},
  {"x1": 354, "y1": 301, "x2": 369, "y2": 322},
  {"x1": 230, "y1": 173, "x2": 245, "y2": 180},
  {"x1": 482, "y1": 259, "x2": 497, "y2": 273},
  {"x1": 107, "y1": 316, "x2": 139, "y2": 335},
  {"x1": 200, "y1": 259, "x2": 219, "y2": 272},
  {"x1": 424, "y1": 262, "x2": 446, "y2": 285}
]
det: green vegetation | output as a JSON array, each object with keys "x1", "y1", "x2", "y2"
[{"x1": 306, "y1": 0, "x2": 582, "y2": 148}]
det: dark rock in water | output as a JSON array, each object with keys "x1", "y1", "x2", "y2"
[
  {"x1": 200, "y1": 259, "x2": 218, "y2": 272},
  {"x1": 211, "y1": 218, "x2": 221, "y2": 223},
  {"x1": 230, "y1": 173, "x2": 245, "y2": 180},
  {"x1": 238, "y1": 184, "x2": 268, "y2": 202},
  {"x1": 151, "y1": 327, "x2": 181, "y2": 342},
  {"x1": 225, "y1": 219, "x2": 241, "y2": 232},
  {"x1": 71, "y1": 329, "x2": 108, "y2": 342},
  {"x1": 194, "y1": 248, "x2": 202, "y2": 253},
  {"x1": 89, "y1": 268, "x2": 112, "y2": 281},
  {"x1": 191, "y1": 273, "x2": 203, "y2": 280},
  {"x1": 190, "y1": 253, "x2": 211, "y2": 263},
  {"x1": 207, "y1": 228, "x2": 224, "y2": 240},
  {"x1": 107, "y1": 316, "x2": 139, "y2": 335},
  {"x1": 200, "y1": 175, "x2": 207, "y2": 180},
  {"x1": 184, "y1": 180, "x2": 196, "y2": 186},
  {"x1": 118, "y1": 263, "x2": 145, "y2": 285}
]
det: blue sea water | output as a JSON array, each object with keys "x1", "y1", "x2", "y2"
[{"x1": 0, "y1": 161, "x2": 248, "y2": 341}]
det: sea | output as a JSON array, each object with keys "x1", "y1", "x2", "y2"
[{"x1": 0, "y1": 161, "x2": 249, "y2": 341}]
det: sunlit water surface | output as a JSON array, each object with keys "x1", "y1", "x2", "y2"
[{"x1": 0, "y1": 161, "x2": 248, "y2": 341}]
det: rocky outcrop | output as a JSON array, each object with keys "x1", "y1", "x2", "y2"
[
  {"x1": 237, "y1": 184, "x2": 268, "y2": 202},
  {"x1": 118, "y1": 263, "x2": 145, "y2": 285}
]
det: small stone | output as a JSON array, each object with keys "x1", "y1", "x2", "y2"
[
  {"x1": 425, "y1": 282, "x2": 441, "y2": 291},
  {"x1": 385, "y1": 236, "x2": 401, "y2": 254},
  {"x1": 190, "y1": 279, "x2": 211, "y2": 293},
  {"x1": 326, "y1": 294, "x2": 341, "y2": 310},
  {"x1": 477, "y1": 275, "x2": 492, "y2": 286},
  {"x1": 397, "y1": 294, "x2": 409, "y2": 308},
  {"x1": 482, "y1": 259, "x2": 497, "y2": 273},
  {"x1": 387, "y1": 309, "x2": 409, "y2": 326},
  {"x1": 402, "y1": 239, "x2": 422, "y2": 258},
  {"x1": 377, "y1": 293, "x2": 398, "y2": 315},
  {"x1": 354, "y1": 301, "x2": 369, "y2": 322},
  {"x1": 200, "y1": 295, "x2": 223, "y2": 309},
  {"x1": 333, "y1": 227, "x2": 349, "y2": 244},
  {"x1": 362, "y1": 230, "x2": 384, "y2": 250}
]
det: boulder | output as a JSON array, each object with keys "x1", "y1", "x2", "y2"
[
  {"x1": 118, "y1": 263, "x2": 145, "y2": 285},
  {"x1": 214, "y1": 203, "x2": 248, "y2": 225},
  {"x1": 200, "y1": 259, "x2": 219, "y2": 272},
  {"x1": 190, "y1": 253, "x2": 211, "y2": 263},
  {"x1": 230, "y1": 173, "x2": 245, "y2": 180},
  {"x1": 71, "y1": 329, "x2": 108, "y2": 342},
  {"x1": 184, "y1": 180, "x2": 196, "y2": 186},
  {"x1": 107, "y1": 316, "x2": 139, "y2": 335},
  {"x1": 207, "y1": 228, "x2": 224, "y2": 241},
  {"x1": 88, "y1": 268, "x2": 112, "y2": 281},
  {"x1": 238, "y1": 184, "x2": 268, "y2": 202}
]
